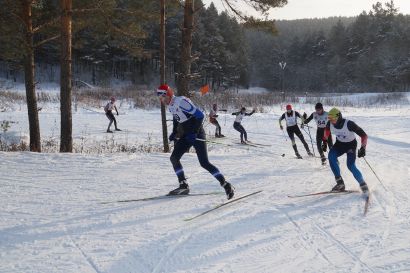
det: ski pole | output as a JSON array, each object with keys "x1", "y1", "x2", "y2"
[
  {"x1": 363, "y1": 157, "x2": 388, "y2": 191},
  {"x1": 306, "y1": 125, "x2": 316, "y2": 157},
  {"x1": 196, "y1": 138, "x2": 235, "y2": 147},
  {"x1": 302, "y1": 126, "x2": 315, "y2": 156},
  {"x1": 196, "y1": 138, "x2": 285, "y2": 157},
  {"x1": 298, "y1": 122, "x2": 314, "y2": 129}
]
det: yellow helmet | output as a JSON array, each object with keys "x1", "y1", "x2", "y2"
[{"x1": 328, "y1": 107, "x2": 341, "y2": 120}]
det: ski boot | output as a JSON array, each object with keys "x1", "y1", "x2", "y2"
[
  {"x1": 321, "y1": 156, "x2": 327, "y2": 165},
  {"x1": 296, "y1": 153, "x2": 303, "y2": 159},
  {"x1": 168, "y1": 180, "x2": 189, "y2": 195},
  {"x1": 360, "y1": 182, "x2": 369, "y2": 194},
  {"x1": 307, "y1": 151, "x2": 314, "y2": 157},
  {"x1": 115, "y1": 128, "x2": 122, "y2": 131},
  {"x1": 221, "y1": 181, "x2": 234, "y2": 200},
  {"x1": 331, "y1": 177, "x2": 345, "y2": 192},
  {"x1": 107, "y1": 129, "x2": 113, "y2": 133},
  {"x1": 241, "y1": 140, "x2": 246, "y2": 144}
]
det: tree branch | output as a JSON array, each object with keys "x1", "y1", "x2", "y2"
[
  {"x1": 34, "y1": 34, "x2": 60, "y2": 48},
  {"x1": 10, "y1": 12, "x2": 27, "y2": 27},
  {"x1": 222, "y1": 0, "x2": 246, "y2": 20},
  {"x1": 33, "y1": 17, "x2": 60, "y2": 33}
]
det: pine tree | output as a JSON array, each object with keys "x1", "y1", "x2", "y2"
[{"x1": 0, "y1": 0, "x2": 60, "y2": 152}]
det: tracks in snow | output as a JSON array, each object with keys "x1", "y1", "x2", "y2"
[
  {"x1": 64, "y1": 228, "x2": 102, "y2": 273},
  {"x1": 277, "y1": 205, "x2": 376, "y2": 272}
]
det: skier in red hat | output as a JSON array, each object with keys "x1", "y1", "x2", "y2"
[
  {"x1": 279, "y1": 104, "x2": 312, "y2": 158},
  {"x1": 157, "y1": 84, "x2": 234, "y2": 199}
]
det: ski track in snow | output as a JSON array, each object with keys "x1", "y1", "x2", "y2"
[
  {"x1": 66, "y1": 230, "x2": 102, "y2": 273},
  {"x1": 1, "y1": 105, "x2": 410, "y2": 272}
]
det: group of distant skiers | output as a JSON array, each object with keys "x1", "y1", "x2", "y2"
[{"x1": 106, "y1": 84, "x2": 370, "y2": 200}]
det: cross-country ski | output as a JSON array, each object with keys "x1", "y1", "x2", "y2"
[
  {"x1": 100, "y1": 192, "x2": 223, "y2": 204},
  {"x1": 288, "y1": 190, "x2": 359, "y2": 198},
  {"x1": 184, "y1": 190, "x2": 263, "y2": 221}
]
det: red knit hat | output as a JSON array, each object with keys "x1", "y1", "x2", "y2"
[{"x1": 157, "y1": 84, "x2": 174, "y2": 97}]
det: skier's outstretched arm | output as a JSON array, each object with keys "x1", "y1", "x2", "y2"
[
  {"x1": 245, "y1": 109, "x2": 255, "y2": 116},
  {"x1": 348, "y1": 121, "x2": 368, "y2": 148},
  {"x1": 304, "y1": 113, "x2": 314, "y2": 124},
  {"x1": 279, "y1": 114, "x2": 285, "y2": 130}
]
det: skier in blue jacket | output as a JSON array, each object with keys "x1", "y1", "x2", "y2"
[{"x1": 157, "y1": 84, "x2": 234, "y2": 199}]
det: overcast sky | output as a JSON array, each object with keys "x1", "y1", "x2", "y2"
[{"x1": 203, "y1": 0, "x2": 410, "y2": 20}]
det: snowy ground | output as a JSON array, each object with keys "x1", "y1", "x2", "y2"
[{"x1": 1, "y1": 101, "x2": 410, "y2": 273}]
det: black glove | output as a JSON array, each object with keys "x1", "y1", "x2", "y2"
[
  {"x1": 322, "y1": 141, "x2": 327, "y2": 152},
  {"x1": 300, "y1": 123, "x2": 304, "y2": 129},
  {"x1": 358, "y1": 146, "x2": 366, "y2": 158},
  {"x1": 169, "y1": 132, "x2": 176, "y2": 142},
  {"x1": 303, "y1": 112, "x2": 307, "y2": 119}
]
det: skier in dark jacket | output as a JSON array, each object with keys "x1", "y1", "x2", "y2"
[
  {"x1": 232, "y1": 107, "x2": 255, "y2": 144},
  {"x1": 303, "y1": 102, "x2": 333, "y2": 164},
  {"x1": 324, "y1": 108, "x2": 369, "y2": 194},
  {"x1": 157, "y1": 84, "x2": 234, "y2": 199},
  {"x1": 279, "y1": 104, "x2": 312, "y2": 158},
  {"x1": 104, "y1": 97, "x2": 121, "y2": 133}
]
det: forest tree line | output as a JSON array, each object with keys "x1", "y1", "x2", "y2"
[
  {"x1": 0, "y1": 0, "x2": 286, "y2": 152},
  {"x1": 1, "y1": 1, "x2": 408, "y2": 93},
  {"x1": 249, "y1": 1, "x2": 410, "y2": 93}
]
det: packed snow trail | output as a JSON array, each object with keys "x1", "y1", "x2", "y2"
[{"x1": 1, "y1": 106, "x2": 410, "y2": 272}]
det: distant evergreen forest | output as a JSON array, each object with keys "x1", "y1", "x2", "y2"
[{"x1": 0, "y1": 0, "x2": 409, "y2": 93}]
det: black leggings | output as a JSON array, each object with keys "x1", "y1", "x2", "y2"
[
  {"x1": 106, "y1": 111, "x2": 117, "y2": 129},
  {"x1": 170, "y1": 128, "x2": 224, "y2": 183},
  {"x1": 233, "y1": 122, "x2": 247, "y2": 142},
  {"x1": 286, "y1": 125, "x2": 305, "y2": 142},
  {"x1": 287, "y1": 125, "x2": 310, "y2": 153},
  {"x1": 211, "y1": 119, "x2": 221, "y2": 136}
]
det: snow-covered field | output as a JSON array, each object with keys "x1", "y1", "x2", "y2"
[{"x1": 1, "y1": 100, "x2": 410, "y2": 273}]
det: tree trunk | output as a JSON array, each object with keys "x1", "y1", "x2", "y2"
[
  {"x1": 60, "y1": 0, "x2": 73, "y2": 152},
  {"x1": 23, "y1": 0, "x2": 41, "y2": 152},
  {"x1": 160, "y1": 0, "x2": 170, "y2": 153},
  {"x1": 177, "y1": 0, "x2": 194, "y2": 97}
]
